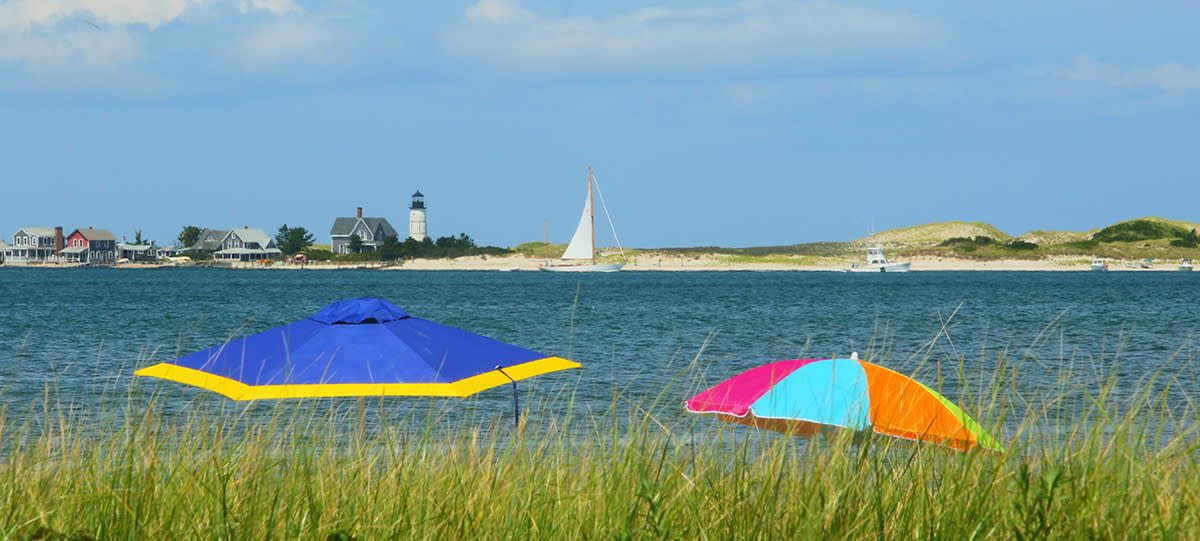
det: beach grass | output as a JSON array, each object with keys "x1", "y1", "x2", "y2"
[{"x1": 3, "y1": 342, "x2": 1199, "y2": 539}]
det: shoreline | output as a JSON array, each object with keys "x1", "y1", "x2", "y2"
[{"x1": 2, "y1": 254, "x2": 1192, "y2": 272}]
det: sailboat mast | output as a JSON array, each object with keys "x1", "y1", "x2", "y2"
[{"x1": 588, "y1": 166, "x2": 595, "y2": 264}]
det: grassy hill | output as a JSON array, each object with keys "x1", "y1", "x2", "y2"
[
  {"x1": 854, "y1": 222, "x2": 1013, "y2": 246},
  {"x1": 1087, "y1": 217, "x2": 1200, "y2": 241},
  {"x1": 507, "y1": 217, "x2": 1200, "y2": 264}
]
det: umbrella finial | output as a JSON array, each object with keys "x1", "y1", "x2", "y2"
[{"x1": 850, "y1": 351, "x2": 859, "y2": 360}]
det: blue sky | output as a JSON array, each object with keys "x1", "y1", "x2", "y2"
[{"x1": 2, "y1": 0, "x2": 1198, "y2": 248}]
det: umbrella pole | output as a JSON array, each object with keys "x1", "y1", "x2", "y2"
[{"x1": 496, "y1": 366, "x2": 519, "y2": 428}]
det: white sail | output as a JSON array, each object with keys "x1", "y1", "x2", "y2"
[
  {"x1": 561, "y1": 188, "x2": 593, "y2": 260},
  {"x1": 539, "y1": 167, "x2": 625, "y2": 273}
]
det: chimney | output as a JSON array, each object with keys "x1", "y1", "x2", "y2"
[
  {"x1": 54, "y1": 226, "x2": 64, "y2": 255},
  {"x1": 357, "y1": 207, "x2": 363, "y2": 219}
]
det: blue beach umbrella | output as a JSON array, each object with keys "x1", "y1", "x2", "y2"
[{"x1": 136, "y1": 298, "x2": 578, "y2": 417}]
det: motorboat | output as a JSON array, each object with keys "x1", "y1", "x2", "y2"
[{"x1": 849, "y1": 246, "x2": 910, "y2": 273}]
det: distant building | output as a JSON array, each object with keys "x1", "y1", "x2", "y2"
[
  {"x1": 117, "y1": 242, "x2": 158, "y2": 262},
  {"x1": 212, "y1": 227, "x2": 282, "y2": 261},
  {"x1": 182, "y1": 229, "x2": 230, "y2": 254},
  {"x1": 61, "y1": 227, "x2": 118, "y2": 264},
  {"x1": 182, "y1": 227, "x2": 281, "y2": 261},
  {"x1": 409, "y1": 191, "x2": 427, "y2": 242},
  {"x1": 156, "y1": 244, "x2": 183, "y2": 259},
  {"x1": 0, "y1": 240, "x2": 10, "y2": 264},
  {"x1": 330, "y1": 207, "x2": 400, "y2": 254},
  {"x1": 6, "y1": 227, "x2": 62, "y2": 264}
]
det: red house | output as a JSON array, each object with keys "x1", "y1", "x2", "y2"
[{"x1": 61, "y1": 227, "x2": 118, "y2": 264}]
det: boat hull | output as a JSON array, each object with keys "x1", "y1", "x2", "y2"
[
  {"x1": 849, "y1": 262, "x2": 911, "y2": 273},
  {"x1": 538, "y1": 263, "x2": 624, "y2": 273}
]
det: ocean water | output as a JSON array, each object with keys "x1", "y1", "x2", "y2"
[{"x1": 1, "y1": 268, "x2": 1198, "y2": 443}]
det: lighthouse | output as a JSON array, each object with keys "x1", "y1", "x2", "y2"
[{"x1": 409, "y1": 190, "x2": 427, "y2": 241}]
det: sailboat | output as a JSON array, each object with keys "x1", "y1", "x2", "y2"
[{"x1": 539, "y1": 167, "x2": 625, "y2": 273}]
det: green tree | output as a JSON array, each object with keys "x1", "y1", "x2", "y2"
[
  {"x1": 178, "y1": 226, "x2": 202, "y2": 247},
  {"x1": 348, "y1": 233, "x2": 363, "y2": 254},
  {"x1": 379, "y1": 235, "x2": 403, "y2": 260},
  {"x1": 275, "y1": 224, "x2": 316, "y2": 255},
  {"x1": 134, "y1": 230, "x2": 145, "y2": 245}
]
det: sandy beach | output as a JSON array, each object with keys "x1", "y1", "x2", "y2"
[
  {"x1": 139, "y1": 253, "x2": 1186, "y2": 272},
  {"x1": 8, "y1": 252, "x2": 1185, "y2": 272}
]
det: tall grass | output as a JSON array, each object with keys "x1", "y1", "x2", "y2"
[{"x1": 3, "y1": 338, "x2": 1199, "y2": 539}]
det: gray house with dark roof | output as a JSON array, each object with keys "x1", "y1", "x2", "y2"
[
  {"x1": 118, "y1": 242, "x2": 158, "y2": 262},
  {"x1": 330, "y1": 207, "x2": 399, "y2": 254},
  {"x1": 213, "y1": 227, "x2": 282, "y2": 261},
  {"x1": 182, "y1": 229, "x2": 230, "y2": 254}
]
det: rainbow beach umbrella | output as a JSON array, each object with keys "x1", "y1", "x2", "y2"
[
  {"x1": 136, "y1": 298, "x2": 578, "y2": 422},
  {"x1": 685, "y1": 357, "x2": 1002, "y2": 452}
]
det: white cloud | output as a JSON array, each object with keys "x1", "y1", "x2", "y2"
[
  {"x1": 0, "y1": 0, "x2": 202, "y2": 30},
  {"x1": 0, "y1": 0, "x2": 334, "y2": 73},
  {"x1": 1032, "y1": 56, "x2": 1200, "y2": 94},
  {"x1": 466, "y1": 0, "x2": 533, "y2": 24},
  {"x1": 446, "y1": 0, "x2": 954, "y2": 76},
  {"x1": 0, "y1": 24, "x2": 141, "y2": 70},
  {"x1": 229, "y1": 18, "x2": 333, "y2": 67},
  {"x1": 239, "y1": 0, "x2": 302, "y2": 16}
]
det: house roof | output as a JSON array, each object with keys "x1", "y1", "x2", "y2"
[
  {"x1": 61, "y1": 246, "x2": 88, "y2": 254},
  {"x1": 18, "y1": 227, "x2": 56, "y2": 237},
  {"x1": 330, "y1": 217, "x2": 399, "y2": 239},
  {"x1": 117, "y1": 243, "x2": 155, "y2": 252},
  {"x1": 72, "y1": 228, "x2": 117, "y2": 241},
  {"x1": 188, "y1": 229, "x2": 229, "y2": 252},
  {"x1": 0, "y1": 241, "x2": 11, "y2": 249},
  {"x1": 226, "y1": 227, "x2": 275, "y2": 248},
  {"x1": 330, "y1": 217, "x2": 358, "y2": 236}
]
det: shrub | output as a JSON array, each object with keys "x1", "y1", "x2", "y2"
[
  {"x1": 1092, "y1": 220, "x2": 1189, "y2": 243},
  {"x1": 940, "y1": 237, "x2": 974, "y2": 247},
  {"x1": 302, "y1": 248, "x2": 335, "y2": 261},
  {"x1": 1007, "y1": 240, "x2": 1038, "y2": 251},
  {"x1": 1065, "y1": 240, "x2": 1098, "y2": 250}
]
